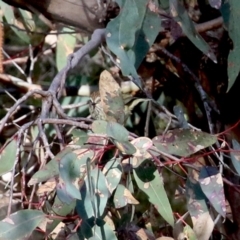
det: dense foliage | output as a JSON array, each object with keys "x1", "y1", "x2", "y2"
[{"x1": 0, "y1": 0, "x2": 240, "y2": 239}]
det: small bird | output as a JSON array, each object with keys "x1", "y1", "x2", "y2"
[{"x1": 88, "y1": 91, "x2": 106, "y2": 120}]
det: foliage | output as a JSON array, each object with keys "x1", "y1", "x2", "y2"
[{"x1": 0, "y1": 0, "x2": 240, "y2": 239}]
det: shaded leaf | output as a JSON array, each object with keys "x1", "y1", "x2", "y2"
[
  {"x1": 199, "y1": 166, "x2": 226, "y2": 217},
  {"x1": 0, "y1": 1, "x2": 30, "y2": 43},
  {"x1": 221, "y1": 0, "x2": 240, "y2": 91},
  {"x1": 102, "y1": 158, "x2": 122, "y2": 194},
  {"x1": 169, "y1": 0, "x2": 216, "y2": 62},
  {"x1": 0, "y1": 210, "x2": 45, "y2": 240},
  {"x1": 152, "y1": 129, "x2": 217, "y2": 157},
  {"x1": 46, "y1": 196, "x2": 76, "y2": 234},
  {"x1": 0, "y1": 139, "x2": 17, "y2": 176},
  {"x1": 106, "y1": 0, "x2": 161, "y2": 88},
  {"x1": 57, "y1": 148, "x2": 95, "y2": 204},
  {"x1": 133, "y1": 161, "x2": 174, "y2": 226},
  {"x1": 230, "y1": 139, "x2": 240, "y2": 175},
  {"x1": 113, "y1": 184, "x2": 139, "y2": 208}
]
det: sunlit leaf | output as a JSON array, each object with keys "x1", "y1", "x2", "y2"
[
  {"x1": 0, "y1": 210, "x2": 45, "y2": 240},
  {"x1": 102, "y1": 158, "x2": 122, "y2": 194},
  {"x1": 0, "y1": 139, "x2": 17, "y2": 176},
  {"x1": 113, "y1": 184, "x2": 139, "y2": 208},
  {"x1": 56, "y1": 27, "x2": 76, "y2": 71}
]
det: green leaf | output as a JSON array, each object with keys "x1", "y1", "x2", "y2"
[
  {"x1": 169, "y1": 0, "x2": 216, "y2": 62},
  {"x1": 71, "y1": 129, "x2": 88, "y2": 146},
  {"x1": 58, "y1": 149, "x2": 95, "y2": 203},
  {"x1": 113, "y1": 140, "x2": 136, "y2": 155},
  {"x1": 28, "y1": 158, "x2": 58, "y2": 185},
  {"x1": 186, "y1": 174, "x2": 209, "y2": 219},
  {"x1": 0, "y1": 210, "x2": 45, "y2": 240},
  {"x1": 92, "y1": 120, "x2": 108, "y2": 134},
  {"x1": 113, "y1": 184, "x2": 139, "y2": 208},
  {"x1": 230, "y1": 139, "x2": 240, "y2": 175},
  {"x1": 106, "y1": 122, "x2": 129, "y2": 142},
  {"x1": 221, "y1": 0, "x2": 240, "y2": 91},
  {"x1": 0, "y1": 1, "x2": 30, "y2": 43},
  {"x1": 133, "y1": 160, "x2": 174, "y2": 226},
  {"x1": 0, "y1": 139, "x2": 17, "y2": 176},
  {"x1": 183, "y1": 225, "x2": 197, "y2": 240},
  {"x1": 102, "y1": 158, "x2": 122, "y2": 194},
  {"x1": 199, "y1": 166, "x2": 226, "y2": 217},
  {"x1": 46, "y1": 196, "x2": 76, "y2": 234},
  {"x1": 152, "y1": 129, "x2": 217, "y2": 157},
  {"x1": 56, "y1": 27, "x2": 76, "y2": 71},
  {"x1": 106, "y1": 0, "x2": 161, "y2": 88},
  {"x1": 90, "y1": 221, "x2": 117, "y2": 240},
  {"x1": 76, "y1": 167, "x2": 109, "y2": 220}
]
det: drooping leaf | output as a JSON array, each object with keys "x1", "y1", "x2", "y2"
[
  {"x1": 193, "y1": 212, "x2": 214, "y2": 240},
  {"x1": 230, "y1": 139, "x2": 240, "y2": 175},
  {"x1": 58, "y1": 150, "x2": 81, "y2": 200},
  {"x1": 185, "y1": 171, "x2": 214, "y2": 240},
  {"x1": 57, "y1": 148, "x2": 95, "y2": 203},
  {"x1": 80, "y1": 219, "x2": 117, "y2": 240},
  {"x1": 102, "y1": 158, "x2": 122, "y2": 194},
  {"x1": 186, "y1": 173, "x2": 209, "y2": 219},
  {"x1": 56, "y1": 27, "x2": 76, "y2": 71},
  {"x1": 76, "y1": 167, "x2": 109, "y2": 220},
  {"x1": 0, "y1": 210, "x2": 45, "y2": 240},
  {"x1": 0, "y1": 139, "x2": 17, "y2": 176},
  {"x1": 169, "y1": 0, "x2": 216, "y2": 62},
  {"x1": 220, "y1": 0, "x2": 240, "y2": 91},
  {"x1": 152, "y1": 129, "x2": 217, "y2": 157},
  {"x1": 106, "y1": 0, "x2": 161, "y2": 88},
  {"x1": 113, "y1": 184, "x2": 139, "y2": 208},
  {"x1": 199, "y1": 166, "x2": 226, "y2": 217},
  {"x1": 133, "y1": 160, "x2": 174, "y2": 226}
]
